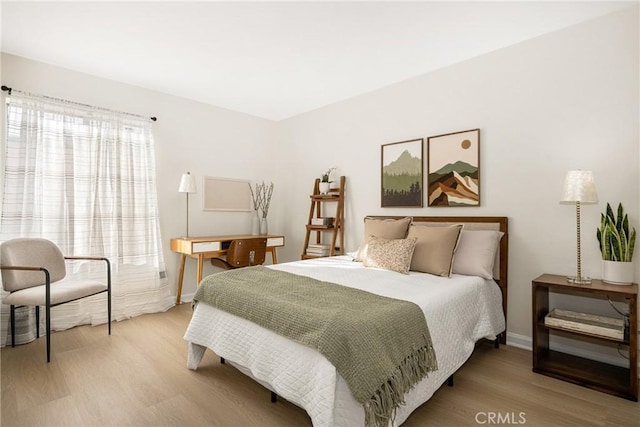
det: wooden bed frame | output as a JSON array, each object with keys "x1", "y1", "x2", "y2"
[
  {"x1": 186, "y1": 214, "x2": 510, "y2": 425},
  {"x1": 366, "y1": 215, "x2": 508, "y2": 344}
]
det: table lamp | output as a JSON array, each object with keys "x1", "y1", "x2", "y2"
[
  {"x1": 560, "y1": 170, "x2": 598, "y2": 284},
  {"x1": 178, "y1": 172, "x2": 197, "y2": 237}
]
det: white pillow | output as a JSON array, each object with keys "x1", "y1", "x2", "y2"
[{"x1": 452, "y1": 230, "x2": 504, "y2": 279}]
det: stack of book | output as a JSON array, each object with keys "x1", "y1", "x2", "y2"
[
  {"x1": 544, "y1": 308, "x2": 624, "y2": 340},
  {"x1": 306, "y1": 243, "x2": 332, "y2": 257},
  {"x1": 311, "y1": 217, "x2": 334, "y2": 226}
]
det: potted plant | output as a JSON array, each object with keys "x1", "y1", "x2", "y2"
[
  {"x1": 319, "y1": 167, "x2": 336, "y2": 194},
  {"x1": 597, "y1": 202, "x2": 636, "y2": 285}
]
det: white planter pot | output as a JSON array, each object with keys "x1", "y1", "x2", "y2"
[
  {"x1": 329, "y1": 180, "x2": 340, "y2": 189},
  {"x1": 601, "y1": 260, "x2": 634, "y2": 285},
  {"x1": 319, "y1": 182, "x2": 330, "y2": 194}
]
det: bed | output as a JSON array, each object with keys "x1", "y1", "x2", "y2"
[{"x1": 184, "y1": 216, "x2": 508, "y2": 426}]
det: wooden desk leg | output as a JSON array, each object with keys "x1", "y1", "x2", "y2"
[
  {"x1": 176, "y1": 254, "x2": 186, "y2": 305},
  {"x1": 270, "y1": 248, "x2": 278, "y2": 264},
  {"x1": 196, "y1": 253, "x2": 204, "y2": 285}
]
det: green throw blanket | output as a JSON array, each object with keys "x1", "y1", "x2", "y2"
[{"x1": 194, "y1": 266, "x2": 438, "y2": 427}]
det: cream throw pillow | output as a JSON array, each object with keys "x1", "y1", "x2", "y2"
[
  {"x1": 354, "y1": 217, "x2": 411, "y2": 262},
  {"x1": 407, "y1": 224, "x2": 463, "y2": 277},
  {"x1": 452, "y1": 230, "x2": 504, "y2": 279},
  {"x1": 363, "y1": 236, "x2": 417, "y2": 274}
]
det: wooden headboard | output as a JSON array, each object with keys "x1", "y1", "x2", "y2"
[{"x1": 366, "y1": 216, "x2": 508, "y2": 344}]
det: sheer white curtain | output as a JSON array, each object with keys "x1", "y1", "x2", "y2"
[{"x1": 0, "y1": 92, "x2": 173, "y2": 347}]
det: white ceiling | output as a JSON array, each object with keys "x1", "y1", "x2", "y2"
[{"x1": 1, "y1": 1, "x2": 634, "y2": 121}]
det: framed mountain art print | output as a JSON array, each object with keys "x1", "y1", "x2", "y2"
[
  {"x1": 381, "y1": 138, "x2": 423, "y2": 207},
  {"x1": 427, "y1": 129, "x2": 480, "y2": 207}
]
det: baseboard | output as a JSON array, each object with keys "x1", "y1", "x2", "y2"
[
  {"x1": 506, "y1": 332, "x2": 532, "y2": 350},
  {"x1": 179, "y1": 292, "x2": 195, "y2": 304}
]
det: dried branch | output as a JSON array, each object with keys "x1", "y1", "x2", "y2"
[{"x1": 250, "y1": 181, "x2": 274, "y2": 218}]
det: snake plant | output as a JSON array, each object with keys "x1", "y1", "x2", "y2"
[{"x1": 597, "y1": 202, "x2": 636, "y2": 262}]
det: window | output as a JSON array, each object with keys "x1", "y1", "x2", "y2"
[{"x1": 1, "y1": 92, "x2": 172, "y2": 345}]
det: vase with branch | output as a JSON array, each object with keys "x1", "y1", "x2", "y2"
[
  {"x1": 249, "y1": 181, "x2": 274, "y2": 235},
  {"x1": 248, "y1": 183, "x2": 261, "y2": 235}
]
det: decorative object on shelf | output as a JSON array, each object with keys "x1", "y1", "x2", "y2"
[
  {"x1": 544, "y1": 308, "x2": 624, "y2": 340},
  {"x1": 560, "y1": 170, "x2": 598, "y2": 285},
  {"x1": 597, "y1": 202, "x2": 636, "y2": 285},
  {"x1": 311, "y1": 217, "x2": 334, "y2": 226},
  {"x1": 178, "y1": 171, "x2": 197, "y2": 237},
  {"x1": 249, "y1": 181, "x2": 274, "y2": 235},
  {"x1": 381, "y1": 139, "x2": 423, "y2": 207},
  {"x1": 320, "y1": 167, "x2": 336, "y2": 194},
  {"x1": 248, "y1": 183, "x2": 261, "y2": 235},
  {"x1": 427, "y1": 129, "x2": 480, "y2": 207},
  {"x1": 251, "y1": 210, "x2": 260, "y2": 236}
]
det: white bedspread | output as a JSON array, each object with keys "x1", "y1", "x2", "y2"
[{"x1": 184, "y1": 256, "x2": 505, "y2": 426}]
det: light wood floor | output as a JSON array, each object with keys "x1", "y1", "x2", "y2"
[{"x1": 1, "y1": 304, "x2": 638, "y2": 427}]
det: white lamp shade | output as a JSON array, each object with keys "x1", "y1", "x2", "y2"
[
  {"x1": 178, "y1": 172, "x2": 197, "y2": 193},
  {"x1": 560, "y1": 170, "x2": 598, "y2": 204}
]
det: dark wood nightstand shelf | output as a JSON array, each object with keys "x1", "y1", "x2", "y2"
[{"x1": 532, "y1": 274, "x2": 638, "y2": 401}]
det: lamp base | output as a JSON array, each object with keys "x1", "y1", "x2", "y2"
[{"x1": 567, "y1": 276, "x2": 592, "y2": 285}]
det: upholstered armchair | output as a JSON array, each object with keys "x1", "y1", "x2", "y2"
[{"x1": 0, "y1": 238, "x2": 111, "y2": 362}]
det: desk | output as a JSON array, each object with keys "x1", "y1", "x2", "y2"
[{"x1": 170, "y1": 234, "x2": 285, "y2": 304}]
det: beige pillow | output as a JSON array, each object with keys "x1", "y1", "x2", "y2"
[
  {"x1": 407, "y1": 224, "x2": 463, "y2": 276},
  {"x1": 363, "y1": 236, "x2": 417, "y2": 274},
  {"x1": 354, "y1": 217, "x2": 411, "y2": 261},
  {"x1": 452, "y1": 230, "x2": 504, "y2": 279}
]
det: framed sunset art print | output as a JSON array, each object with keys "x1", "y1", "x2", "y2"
[{"x1": 427, "y1": 129, "x2": 480, "y2": 207}]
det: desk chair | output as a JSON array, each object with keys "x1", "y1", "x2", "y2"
[
  {"x1": 211, "y1": 238, "x2": 267, "y2": 270},
  {"x1": 0, "y1": 238, "x2": 111, "y2": 362}
]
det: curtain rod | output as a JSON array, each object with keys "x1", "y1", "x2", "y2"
[{"x1": 1, "y1": 85, "x2": 157, "y2": 122}]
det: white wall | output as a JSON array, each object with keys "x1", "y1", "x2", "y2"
[
  {"x1": 276, "y1": 7, "x2": 640, "y2": 344},
  {"x1": 0, "y1": 53, "x2": 281, "y2": 300}
]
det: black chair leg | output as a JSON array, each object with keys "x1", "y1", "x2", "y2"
[
  {"x1": 10, "y1": 305, "x2": 15, "y2": 347},
  {"x1": 107, "y1": 288, "x2": 111, "y2": 335},
  {"x1": 46, "y1": 304, "x2": 51, "y2": 363},
  {"x1": 35, "y1": 306, "x2": 40, "y2": 338}
]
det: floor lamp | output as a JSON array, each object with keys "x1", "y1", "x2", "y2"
[
  {"x1": 179, "y1": 172, "x2": 197, "y2": 237},
  {"x1": 560, "y1": 170, "x2": 598, "y2": 284}
]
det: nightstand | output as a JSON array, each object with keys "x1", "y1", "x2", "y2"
[{"x1": 532, "y1": 274, "x2": 638, "y2": 401}]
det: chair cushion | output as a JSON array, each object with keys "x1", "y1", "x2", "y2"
[
  {"x1": 3, "y1": 277, "x2": 108, "y2": 307},
  {"x1": 1, "y1": 238, "x2": 67, "y2": 291}
]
